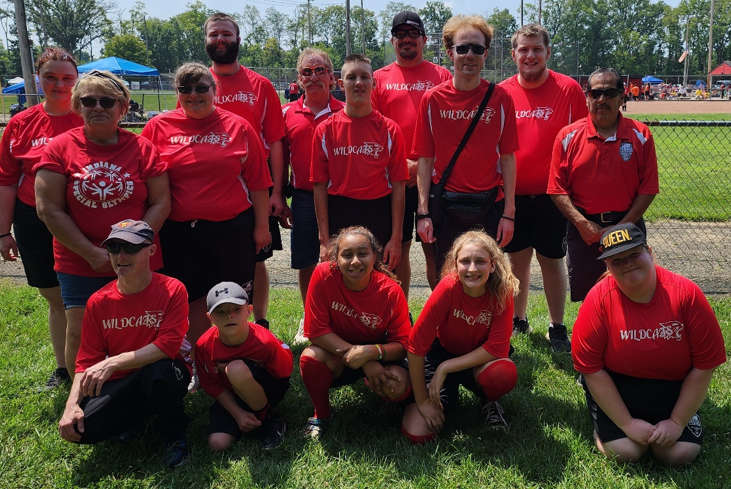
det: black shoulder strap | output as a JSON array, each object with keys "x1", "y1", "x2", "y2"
[{"x1": 437, "y1": 82, "x2": 496, "y2": 186}]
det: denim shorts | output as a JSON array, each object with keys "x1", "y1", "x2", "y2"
[{"x1": 56, "y1": 272, "x2": 114, "y2": 309}]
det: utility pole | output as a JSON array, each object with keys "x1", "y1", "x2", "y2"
[
  {"x1": 520, "y1": 1, "x2": 524, "y2": 26},
  {"x1": 345, "y1": 0, "x2": 352, "y2": 56},
  {"x1": 307, "y1": 0, "x2": 312, "y2": 44},
  {"x1": 706, "y1": 0, "x2": 715, "y2": 89},
  {"x1": 13, "y1": 0, "x2": 38, "y2": 106},
  {"x1": 682, "y1": 15, "x2": 689, "y2": 88},
  {"x1": 539, "y1": 0, "x2": 542, "y2": 25},
  {"x1": 360, "y1": 0, "x2": 365, "y2": 54}
]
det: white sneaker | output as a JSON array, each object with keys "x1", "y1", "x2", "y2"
[
  {"x1": 187, "y1": 363, "x2": 199, "y2": 394},
  {"x1": 293, "y1": 318, "x2": 308, "y2": 345}
]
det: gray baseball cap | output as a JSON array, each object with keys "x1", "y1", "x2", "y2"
[{"x1": 206, "y1": 281, "x2": 249, "y2": 314}]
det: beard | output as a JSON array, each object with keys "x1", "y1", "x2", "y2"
[
  {"x1": 206, "y1": 40, "x2": 240, "y2": 64},
  {"x1": 520, "y1": 64, "x2": 547, "y2": 82}
]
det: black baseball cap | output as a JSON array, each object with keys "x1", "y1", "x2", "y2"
[
  {"x1": 206, "y1": 281, "x2": 249, "y2": 314},
  {"x1": 391, "y1": 11, "x2": 425, "y2": 35},
  {"x1": 101, "y1": 219, "x2": 154, "y2": 246},
  {"x1": 597, "y1": 223, "x2": 646, "y2": 260}
]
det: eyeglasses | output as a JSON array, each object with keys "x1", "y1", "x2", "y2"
[
  {"x1": 80, "y1": 96, "x2": 117, "y2": 109},
  {"x1": 105, "y1": 241, "x2": 151, "y2": 255},
  {"x1": 454, "y1": 43, "x2": 486, "y2": 55},
  {"x1": 586, "y1": 88, "x2": 622, "y2": 99},
  {"x1": 300, "y1": 66, "x2": 328, "y2": 77},
  {"x1": 177, "y1": 85, "x2": 211, "y2": 94},
  {"x1": 393, "y1": 29, "x2": 423, "y2": 39}
]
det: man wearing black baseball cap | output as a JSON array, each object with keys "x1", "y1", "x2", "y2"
[{"x1": 59, "y1": 219, "x2": 192, "y2": 467}]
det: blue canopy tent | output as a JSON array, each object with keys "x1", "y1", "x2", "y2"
[
  {"x1": 641, "y1": 75, "x2": 663, "y2": 84},
  {"x1": 2, "y1": 76, "x2": 42, "y2": 104},
  {"x1": 78, "y1": 57, "x2": 162, "y2": 112}
]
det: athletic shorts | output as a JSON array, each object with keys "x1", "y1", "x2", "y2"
[
  {"x1": 423, "y1": 340, "x2": 483, "y2": 411},
  {"x1": 159, "y1": 209, "x2": 256, "y2": 302},
  {"x1": 57, "y1": 272, "x2": 114, "y2": 309},
  {"x1": 581, "y1": 371, "x2": 703, "y2": 445},
  {"x1": 401, "y1": 186, "x2": 419, "y2": 243},
  {"x1": 254, "y1": 215, "x2": 283, "y2": 262},
  {"x1": 566, "y1": 217, "x2": 646, "y2": 302},
  {"x1": 327, "y1": 195, "x2": 392, "y2": 251},
  {"x1": 503, "y1": 195, "x2": 567, "y2": 258},
  {"x1": 208, "y1": 360, "x2": 290, "y2": 437},
  {"x1": 331, "y1": 358, "x2": 409, "y2": 389},
  {"x1": 12, "y1": 199, "x2": 58, "y2": 288},
  {"x1": 290, "y1": 189, "x2": 319, "y2": 270}
]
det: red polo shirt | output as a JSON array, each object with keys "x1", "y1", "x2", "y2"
[{"x1": 547, "y1": 113, "x2": 659, "y2": 214}]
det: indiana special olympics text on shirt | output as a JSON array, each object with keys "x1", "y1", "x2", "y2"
[{"x1": 72, "y1": 161, "x2": 134, "y2": 209}]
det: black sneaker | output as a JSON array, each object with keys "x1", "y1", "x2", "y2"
[
  {"x1": 512, "y1": 317, "x2": 531, "y2": 336},
  {"x1": 546, "y1": 323, "x2": 571, "y2": 353},
  {"x1": 258, "y1": 416, "x2": 286, "y2": 450},
  {"x1": 44, "y1": 367, "x2": 70, "y2": 389},
  {"x1": 164, "y1": 438, "x2": 189, "y2": 468},
  {"x1": 482, "y1": 400, "x2": 509, "y2": 431}
]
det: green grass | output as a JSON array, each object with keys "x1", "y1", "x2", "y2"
[{"x1": 0, "y1": 282, "x2": 729, "y2": 489}]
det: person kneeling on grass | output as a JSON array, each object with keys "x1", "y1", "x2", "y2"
[
  {"x1": 195, "y1": 282, "x2": 292, "y2": 451},
  {"x1": 299, "y1": 226, "x2": 411, "y2": 437},
  {"x1": 572, "y1": 223, "x2": 726, "y2": 464},
  {"x1": 402, "y1": 231, "x2": 519, "y2": 443},
  {"x1": 58, "y1": 220, "x2": 191, "y2": 468}
]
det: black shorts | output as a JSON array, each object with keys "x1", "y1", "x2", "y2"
[
  {"x1": 255, "y1": 215, "x2": 283, "y2": 262},
  {"x1": 401, "y1": 186, "x2": 419, "y2": 243},
  {"x1": 208, "y1": 360, "x2": 290, "y2": 437},
  {"x1": 159, "y1": 209, "x2": 256, "y2": 302},
  {"x1": 12, "y1": 199, "x2": 58, "y2": 288},
  {"x1": 327, "y1": 195, "x2": 392, "y2": 250},
  {"x1": 423, "y1": 340, "x2": 482, "y2": 411},
  {"x1": 566, "y1": 217, "x2": 646, "y2": 302},
  {"x1": 331, "y1": 358, "x2": 409, "y2": 388},
  {"x1": 581, "y1": 371, "x2": 703, "y2": 445},
  {"x1": 290, "y1": 189, "x2": 319, "y2": 270},
  {"x1": 503, "y1": 195, "x2": 567, "y2": 258}
]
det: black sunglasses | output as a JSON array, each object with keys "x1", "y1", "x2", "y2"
[
  {"x1": 587, "y1": 88, "x2": 622, "y2": 99},
  {"x1": 105, "y1": 241, "x2": 151, "y2": 255},
  {"x1": 80, "y1": 96, "x2": 117, "y2": 109},
  {"x1": 454, "y1": 43, "x2": 486, "y2": 55},
  {"x1": 300, "y1": 66, "x2": 328, "y2": 77},
  {"x1": 393, "y1": 29, "x2": 423, "y2": 39},
  {"x1": 178, "y1": 85, "x2": 211, "y2": 94}
]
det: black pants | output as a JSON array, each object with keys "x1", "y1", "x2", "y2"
[{"x1": 77, "y1": 359, "x2": 190, "y2": 444}]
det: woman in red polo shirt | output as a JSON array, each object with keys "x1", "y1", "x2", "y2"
[
  {"x1": 402, "y1": 230, "x2": 518, "y2": 443},
  {"x1": 299, "y1": 226, "x2": 411, "y2": 437},
  {"x1": 0, "y1": 47, "x2": 83, "y2": 388},
  {"x1": 141, "y1": 62, "x2": 271, "y2": 343}
]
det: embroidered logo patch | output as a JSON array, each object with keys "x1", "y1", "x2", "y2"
[{"x1": 619, "y1": 142, "x2": 633, "y2": 161}]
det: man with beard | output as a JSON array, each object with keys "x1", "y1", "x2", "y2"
[
  {"x1": 371, "y1": 11, "x2": 452, "y2": 296},
  {"x1": 548, "y1": 68, "x2": 658, "y2": 304},
  {"x1": 203, "y1": 12, "x2": 287, "y2": 330},
  {"x1": 499, "y1": 24, "x2": 587, "y2": 353}
]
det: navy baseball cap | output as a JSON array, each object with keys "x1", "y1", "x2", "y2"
[
  {"x1": 391, "y1": 11, "x2": 425, "y2": 35},
  {"x1": 597, "y1": 223, "x2": 646, "y2": 260},
  {"x1": 206, "y1": 281, "x2": 249, "y2": 314},
  {"x1": 102, "y1": 219, "x2": 154, "y2": 246}
]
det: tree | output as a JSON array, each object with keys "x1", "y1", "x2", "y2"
[
  {"x1": 103, "y1": 34, "x2": 150, "y2": 64},
  {"x1": 26, "y1": 0, "x2": 111, "y2": 55},
  {"x1": 418, "y1": 0, "x2": 452, "y2": 36}
]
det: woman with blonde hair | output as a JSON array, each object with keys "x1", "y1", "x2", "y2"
[{"x1": 402, "y1": 230, "x2": 519, "y2": 443}]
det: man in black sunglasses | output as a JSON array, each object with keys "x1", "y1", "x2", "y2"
[
  {"x1": 372, "y1": 11, "x2": 452, "y2": 297},
  {"x1": 548, "y1": 67, "x2": 659, "y2": 303},
  {"x1": 59, "y1": 219, "x2": 192, "y2": 467}
]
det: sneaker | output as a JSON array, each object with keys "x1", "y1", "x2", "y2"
[
  {"x1": 187, "y1": 363, "x2": 199, "y2": 394},
  {"x1": 258, "y1": 416, "x2": 287, "y2": 450},
  {"x1": 546, "y1": 323, "x2": 571, "y2": 353},
  {"x1": 512, "y1": 317, "x2": 531, "y2": 337},
  {"x1": 164, "y1": 438, "x2": 189, "y2": 468},
  {"x1": 482, "y1": 400, "x2": 509, "y2": 431},
  {"x1": 255, "y1": 318, "x2": 270, "y2": 329},
  {"x1": 303, "y1": 416, "x2": 328, "y2": 439},
  {"x1": 44, "y1": 367, "x2": 70, "y2": 389},
  {"x1": 293, "y1": 318, "x2": 308, "y2": 345}
]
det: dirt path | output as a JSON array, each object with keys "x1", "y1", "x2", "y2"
[{"x1": 624, "y1": 99, "x2": 731, "y2": 114}]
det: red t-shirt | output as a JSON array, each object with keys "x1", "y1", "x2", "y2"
[
  {"x1": 195, "y1": 322, "x2": 293, "y2": 398},
  {"x1": 310, "y1": 110, "x2": 408, "y2": 199},
  {"x1": 210, "y1": 66, "x2": 285, "y2": 148},
  {"x1": 76, "y1": 273, "x2": 189, "y2": 380},
  {"x1": 140, "y1": 108, "x2": 271, "y2": 222},
  {"x1": 499, "y1": 71, "x2": 587, "y2": 195},
  {"x1": 547, "y1": 114, "x2": 659, "y2": 214},
  {"x1": 304, "y1": 262, "x2": 410, "y2": 347},
  {"x1": 0, "y1": 104, "x2": 82, "y2": 206},
  {"x1": 35, "y1": 127, "x2": 165, "y2": 276},
  {"x1": 409, "y1": 273, "x2": 513, "y2": 358},
  {"x1": 412, "y1": 79, "x2": 519, "y2": 193},
  {"x1": 572, "y1": 266, "x2": 726, "y2": 381},
  {"x1": 372, "y1": 61, "x2": 452, "y2": 158},
  {"x1": 282, "y1": 95, "x2": 345, "y2": 191}
]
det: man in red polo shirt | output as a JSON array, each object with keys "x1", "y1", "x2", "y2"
[
  {"x1": 548, "y1": 67, "x2": 658, "y2": 303},
  {"x1": 371, "y1": 11, "x2": 452, "y2": 296},
  {"x1": 203, "y1": 12, "x2": 286, "y2": 330},
  {"x1": 500, "y1": 24, "x2": 587, "y2": 352}
]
